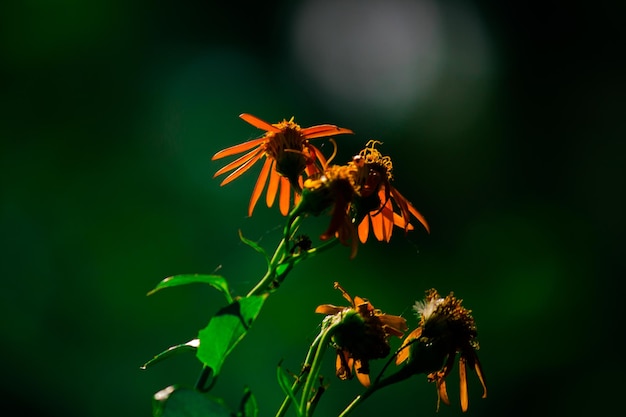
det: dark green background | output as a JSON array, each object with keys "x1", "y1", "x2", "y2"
[{"x1": 1, "y1": 1, "x2": 623, "y2": 416}]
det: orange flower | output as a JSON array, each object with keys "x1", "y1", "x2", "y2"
[
  {"x1": 212, "y1": 114, "x2": 353, "y2": 216},
  {"x1": 316, "y1": 282, "x2": 407, "y2": 387},
  {"x1": 396, "y1": 289, "x2": 487, "y2": 412},
  {"x1": 350, "y1": 140, "x2": 430, "y2": 243},
  {"x1": 299, "y1": 164, "x2": 360, "y2": 258}
]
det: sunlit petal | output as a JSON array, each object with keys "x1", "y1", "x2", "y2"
[
  {"x1": 239, "y1": 113, "x2": 281, "y2": 133},
  {"x1": 213, "y1": 147, "x2": 264, "y2": 177},
  {"x1": 212, "y1": 137, "x2": 265, "y2": 160},
  {"x1": 301, "y1": 125, "x2": 353, "y2": 138},
  {"x1": 279, "y1": 176, "x2": 291, "y2": 215},
  {"x1": 266, "y1": 163, "x2": 280, "y2": 207},
  {"x1": 248, "y1": 158, "x2": 271, "y2": 216},
  {"x1": 219, "y1": 153, "x2": 264, "y2": 186},
  {"x1": 459, "y1": 356, "x2": 469, "y2": 412},
  {"x1": 396, "y1": 327, "x2": 422, "y2": 365},
  {"x1": 358, "y1": 216, "x2": 370, "y2": 244}
]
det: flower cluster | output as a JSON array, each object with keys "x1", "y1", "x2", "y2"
[
  {"x1": 315, "y1": 282, "x2": 407, "y2": 387},
  {"x1": 212, "y1": 114, "x2": 353, "y2": 216},
  {"x1": 396, "y1": 289, "x2": 487, "y2": 412},
  {"x1": 212, "y1": 114, "x2": 429, "y2": 258}
]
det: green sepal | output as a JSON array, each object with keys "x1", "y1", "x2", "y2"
[
  {"x1": 152, "y1": 385, "x2": 231, "y2": 417},
  {"x1": 147, "y1": 274, "x2": 233, "y2": 304},
  {"x1": 141, "y1": 339, "x2": 199, "y2": 369},
  {"x1": 196, "y1": 295, "x2": 267, "y2": 380},
  {"x1": 238, "y1": 386, "x2": 258, "y2": 417}
]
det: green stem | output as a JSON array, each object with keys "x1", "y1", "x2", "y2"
[
  {"x1": 299, "y1": 323, "x2": 335, "y2": 417},
  {"x1": 246, "y1": 216, "x2": 303, "y2": 297},
  {"x1": 337, "y1": 365, "x2": 416, "y2": 417}
]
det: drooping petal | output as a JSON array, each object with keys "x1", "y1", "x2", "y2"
[
  {"x1": 473, "y1": 355, "x2": 488, "y2": 399},
  {"x1": 212, "y1": 137, "x2": 266, "y2": 160},
  {"x1": 358, "y1": 215, "x2": 370, "y2": 244},
  {"x1": 391, "y1": 186, "x2": 430, "y2": 233},
  {"x1": 213, "y1": 146, "x2": 264, "y2": 177},
  {"x1": 219, "y1": 152, "x2": 264, "y2": 186},
  {"x1": 279, "y1": 176, "x2": 291, "y2": 215},
  {"x1": 336, "y1": 350, "x2": 354, "y2": 380},
  {"x1": 248, "y1": 157, "x2": 272, "y2": 216},
  {"x1": 437, "y1": 378, "x2": 450, "y2": 408},
  {"x1": 265, "y1": 164, "x2": 280, "y2": 207},
  {"x1": 396, "y1": 327, "x2": 422, "y2": 365},
  {"x1": 355, "y1": 360, "x2": 371, "y2": 387},
  {"x1": 371, "y1": 211, "x2": 385, "y2": 241},
  {"x1": 459, "y1": 356, "x2": 469, "y2": 412},
  {"x1": 239, "y1": 113, "x2": 282, "y2": 133}
]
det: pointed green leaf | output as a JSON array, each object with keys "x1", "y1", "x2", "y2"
[
  {"x1": 276, "y1": 363, "x2": 302, "y2": 416},
  {"x1": 148, "y1": 274, "x2": 233, "y2": 303},
  {"x1": 238, "y1": 386, "x2": 258, "y2": 417},
  {"x1": 141, "y1": 339, "x2": 199, "y2": 369},
  {"x1": 153, "y1": 385, "x2": 231, "y2": 417},
  {"x1": 238, "y1": 230, "x2": 270, "y2": 268},
  {"x1": 196, "y1": 295, "x2": 267, "y2": 379}
]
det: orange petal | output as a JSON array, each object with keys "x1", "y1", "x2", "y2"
[
  {"x1": 219, "y1": 152, "x2": 264, "y2": 186},
  {"x1": 391, "y1": 186, "x2": 430, "y2": 233},
  {"x1": 315, "y1": 304, "x2": 345, "y2": 315},
  {"x1": 336, "y1": 350, "x2": 354, "y2": 380},
  {"x1": 213, "y1": 146, "x2": 264, "y2": 177},
  {"x1": 248, "y1": 158, "x2": 271, "y2": 216},
  {"x1": 212, "y1": 137, "x2": 265, "y2": 160},
  {"x1": 239, "y1": 113, "x2": 281, "y2": 133},
  {"x1": 396, "y1": 327, "x2": 422, "y2": 365},
  {"x1": 459, "y1": 356, "x2": 468, "y2": 412},
  {"x1": 379, "y1": 315, "x2": 408, "y2": 334},
  {"x1": 371, "y1": 211, "x2": 384, "y2": 241},
  {"x1": 473, "y1": 355, "x2": 488, "y2": 399},
  {"x1": 357, "y1": 216, "x2": 369, "y2": 244},
  {"x1": 265, "y1": 164, "x2": 280, "y2": 207},
  {"x1": 301, "y1": 125, "x2": 353, "y2": 139},
  {"x1": 279, "y1": 176, "x2": 291, "y2": 216},
  {"x1": 355, "y1": 361, "x2": 371, "y2": 387},
  {"x1": 437, "y1": 378, "x2": 450, "y2": 408}
]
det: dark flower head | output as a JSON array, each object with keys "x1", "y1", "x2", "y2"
[
  {"x1": 212, "y1": 114, "x2": 352, "y2": 216},
  {"x1": 315, "y1": 282, "x2": 407, "y2": 387},
  {"x1": 396, "y1": 289, "x2": 487, "y2": 412},
  {"x1": 349, "y1": 141, "x2": 430, "y2": 243},
  {"x1": 298, "y1": 164, "x2": 360, "y2": 258}
]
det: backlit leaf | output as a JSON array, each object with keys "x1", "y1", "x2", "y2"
[{"x1": 147, "y1": 274, "x2": 233, "y2": 303}]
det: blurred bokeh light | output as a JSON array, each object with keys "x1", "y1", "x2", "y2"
[{"x1": 1, "y1": 1, "x2": 624, "y2": 417}]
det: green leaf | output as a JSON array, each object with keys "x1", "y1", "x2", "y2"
[
  {"x1": 141, "y1": 339, "x2": 199, "y2": 369},
  {"x1": 238, "y1": 230, "x2": 270, "y2": 268},
  {"x1": 276, "y1": 363, "x2": 302, "y2": 416},
  {"x1": 152, "y1": 385, "x2": 231, "y2": 417},
  {"x1": 238, "y1": 386, "x2": 258, "y2": 417},
  {"x1": 196, "y1": 295, "x2": 267, "y2": 379},
  {"x1": 148, "y1": 274, "x2": 233, "y2": 303}
]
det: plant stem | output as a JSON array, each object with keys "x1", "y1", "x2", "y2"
[
  {"x1": 337, "y1": 364, "x2": 415, "y2": 417},
  {"x1": 275, "y1": 330, "x2": 324, "y2": 417},
  {"x1": 299, "y1": 323, "x2": 335, "y2": 417},
  {"x1": 246, "y1": 216, "x2": 303, "y2": 297}
]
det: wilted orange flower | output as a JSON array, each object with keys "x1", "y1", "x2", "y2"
[
  {"x1": 299, "y1": 164, "x2": 360, "y2": 258},
  {"x1": 212, "y1": 113, "x2": 353, "y2": 216},
  {"x1": 396, "y1": 289, "x2": 487, "y2": 412},
  {"x1": 350, "y1": 140, "x2": 430, "y2": 243},
  {"x1": 316, "y1": 282, "x2": 407, "y2": 387}
]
